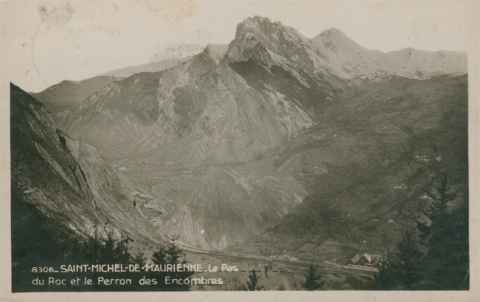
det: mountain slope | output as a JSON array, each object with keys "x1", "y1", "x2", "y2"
[
  {"x1": 103, "y1": 57, "x2": 191, "y2": 78},
  {"x1": 230, "y1": 74, "x2": 468, "y2": 261},
  {"x1": 48, "y1": 18, "x2": 348, "y2": 249},
  {"x1": 11, "y1": 83, "x2": 160, "y2": 245},
  {"x1": 311, "y1": 28, "x2": 466, "y2": 79},
  {"x1": 33, "y1": 76, "x2": 117, "y2": 113},
  {"x1": 57, "y1": 46, "x2": 312, "y2": 248},
  {"x1": 104, "y1": 44, "x2": 226, "y2": 78},
  {"x1": 28, "y1": 16, "x2": 468, "y2": 254},
  {"x1": 62, "y1": 33, "x2": 323, "y2": 164}
]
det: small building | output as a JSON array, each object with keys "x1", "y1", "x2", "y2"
[{"x1": 350, "y1": 253, "x2": 382, "y2": 266}]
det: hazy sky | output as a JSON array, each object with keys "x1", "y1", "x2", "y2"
[{"x1": 1, "y1": 0, "x2": 468, "y2": 92}]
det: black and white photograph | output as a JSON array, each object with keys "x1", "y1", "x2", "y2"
[{"x1": 2, "y1": 0, "x2": 475, "y2": 296}]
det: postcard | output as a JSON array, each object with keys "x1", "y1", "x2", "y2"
[{"x1": 1, "y1": 0, "x2": 478, "y2": 301}]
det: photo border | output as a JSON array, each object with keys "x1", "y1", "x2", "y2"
[{"x1": 1, "y1": 0, "x2": 478, "y2": 301}]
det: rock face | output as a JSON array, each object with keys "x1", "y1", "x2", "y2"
[
  {"x1": 11, "y1": 84, "x2": 160, "y2": 245},
  {"x1": 20, "y1": 16, "x2": 468, "y2": 253},
  {"x1": 55, "y1": 41, "x2": 313, "y2": 248},
  {"x1": 61, "y1": 45, "x2": 317, "y2": 164}
]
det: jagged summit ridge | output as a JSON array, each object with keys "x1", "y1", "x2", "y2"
[
  {"x1": 225, "y1": 16, "x2": 343, "y2": 78},
  {"x1": 226, "y1": 16, "x2": 467, "y2": 81},
  {"x1": 226, "y1": 16, "x2": 466, "y2": 80}
]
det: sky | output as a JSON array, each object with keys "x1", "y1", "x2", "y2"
[{"x1": 1, "y1": 0, "x2": 468, "y2": 92}]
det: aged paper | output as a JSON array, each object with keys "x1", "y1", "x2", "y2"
[{"x1": 1, "y1": 0, "x2": 479, "y2": 301}]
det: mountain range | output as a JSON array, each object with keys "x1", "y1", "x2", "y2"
[{"x1": 13, "y1": 16, "x2": 467, "y2": 261}]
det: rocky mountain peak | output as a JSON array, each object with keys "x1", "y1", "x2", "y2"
[
  {"x1": 225, "y1": 16, "x2": 330, "y2": 76},
  {"x1": 313, "y1": 27, "x2": 364, "y2": 53},
  {"x1": 235, "y1": 16, "x2": 283, "y2": 33},
  {"x1": 226, "y1": 16, "x2": 285, "y2": 63}
]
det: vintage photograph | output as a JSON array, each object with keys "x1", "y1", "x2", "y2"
[{"x1": 6, "y1": 0, "x2": 468, "y2": 292}]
